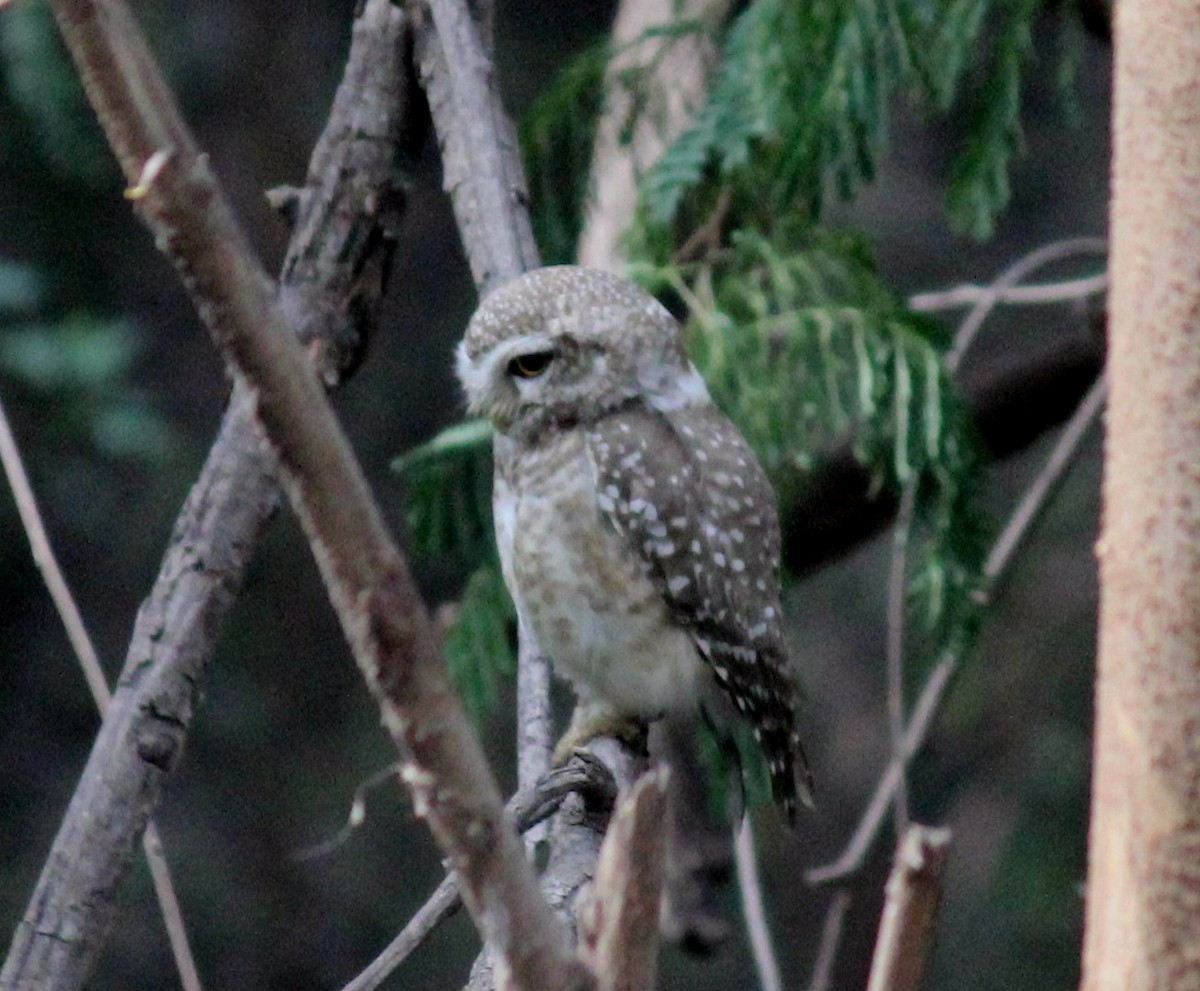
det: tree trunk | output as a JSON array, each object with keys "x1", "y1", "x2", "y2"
[{"x1": 1082, "y1": 2, "x2": 1200, "y2": 988}]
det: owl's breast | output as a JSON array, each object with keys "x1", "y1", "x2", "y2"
[{"x1": 497, "y1": 429, "x2": 701, "y2": 717}]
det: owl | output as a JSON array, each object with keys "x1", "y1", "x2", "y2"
[{"x1": 456, "y1": 266, "x2": 812, "y2": 819}]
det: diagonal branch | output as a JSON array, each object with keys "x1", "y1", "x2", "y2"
[
  {"x1": 15, "y1": 1, "x2": 587, "y2": 990},
  {"x1": 0, "y1": 391, "x2": 201, "y2": 991},
  {"x1": 1, "y1": 3, "x2": 423, "y2": 989}
]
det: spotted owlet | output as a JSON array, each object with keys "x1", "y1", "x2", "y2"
[{"x1": 456, "y1": 266, "x2": 812, "y2": 818}]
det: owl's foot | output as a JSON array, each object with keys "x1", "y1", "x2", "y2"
[{"x1": 552, "y1": 705, "x2": 648, "y2": 767}]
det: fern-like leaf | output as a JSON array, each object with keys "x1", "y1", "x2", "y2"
[
  {"x1": 945, "y1": 0, "x2": 1042, "y2": 238},
  {"x1": 443, "y1": 561, "x2": 517, "y2": 725},
  {"x1": 391, "y1": 419, "x2": 493, "y2": 561}
]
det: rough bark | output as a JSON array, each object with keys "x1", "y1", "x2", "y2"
[
  {"x1": 1, "y1": 3, "x2": 411, "y2": 988},
  {"x1": 1082, "y1": 1, "x2": 1200, "y2": 988}
]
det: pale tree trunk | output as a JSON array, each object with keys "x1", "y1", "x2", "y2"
[{"x1": 1082, "y1": 1, "x2": 1200, "y2": 988}]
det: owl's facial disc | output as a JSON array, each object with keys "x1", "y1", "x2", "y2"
[{"x1": 456, "y1": 331, "x2": 566, "y2": 430}]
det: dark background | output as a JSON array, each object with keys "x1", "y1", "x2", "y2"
[{"x1": 0, "y1": 2, "x2": 1108, "y2": 988}]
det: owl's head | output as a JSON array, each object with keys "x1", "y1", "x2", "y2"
[{"x1": 456, "y1": 266, "x2": 710, "y2": 437}]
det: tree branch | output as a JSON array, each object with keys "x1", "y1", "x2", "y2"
[
  {"x1": 1, "y1": 3, "x2": 425, "y2": 988},
  {"x1": 805, "y1": 890, "x2": 852, "y2": 991},
  {"x1": 25, "y1": 0, "x2": 587, "y2": 988},
  {"x1": 734, "y1": 818, "x2": 783, "y2": 991},
  {"x1": 865, "y1": 826, "x2": 953, "y2": 991},
  {"x1": 412, "y1": 0, "x2": 539, "y2": 293}
]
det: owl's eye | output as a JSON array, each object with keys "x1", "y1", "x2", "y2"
[{"x1": 508, "y1": 350, "x2": 555, "y2": 379}]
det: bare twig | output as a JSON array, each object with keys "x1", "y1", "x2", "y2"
[
  {"x1": 980, "y1": 375, "x2": 1108, "y2": 594},
  {"x1": 807, "y1": 370, "x2": 1106, "y2": 887},
  {"x1": 909, "y1": 271, "x2": 1108, "y2": 312},
  {"x1": 806, "y1": 890, "x2": 853, "y2": 991},
  {"x1": 0, "y1": 392, "x2": 202, "y2": 991},
  {"x1": 577, "y1": 768, "x2": 672, "y2": 991},
  {"x1": 865, "y1": 826, "x2": 953, "y2": 991},
  {"x1": 735, "y1": 817, "x2": 783, "y2": 991},
  {"x1": 342, "y1": 876, "x2": 462, "y2": 991},
  {"x1": 340, "y1": 754, "x2": 618, "y2": 991},
  {"x1": 806, "y1": 655, "x2": 956, "y2": 887},
  {"x1": 884, "y1": 482, "x2": 917, "y2": 830},
  {"x1": 944, "y1": 237, "x2": 1107, "y2": 372}
]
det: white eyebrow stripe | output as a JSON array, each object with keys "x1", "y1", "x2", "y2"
[{"x1": 458, "y1": 331, "x2": 557, "y2": 398}]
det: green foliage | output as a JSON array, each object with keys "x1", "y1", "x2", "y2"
[
  {"x1": 0, "y1": 0, "x2": 115, "y2": 186},
  {"x1": 0, "y1": 313, "x2": 174, "y2": 461},
  {"x1": 637, "y1": 226, "x2": 985, "y2": 663},
  {"x1": 391, "y1": 418, "x2": 494, "y2": 563},
  {"x1": 521, "y1": 43, "x2": 608, "y2": 266},
  {"x1": 626, "y1": 0, "x2": 1051, "y2": 246},
  {"x1": 442, "y1": 562, "x2": 517, "y2": 723},
  {"x1": 945, "y1": 0, "x2": 1040, "y2": 238}
]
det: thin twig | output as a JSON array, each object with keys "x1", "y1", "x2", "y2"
[
  {"x1": 980, "y1": 376, "x2": 1108, "y2": 593},
  {"x1": 0, "y1": 390, "x2": 202, "y2": 991},
  {"x1": 945, "y1": 237, "x2": 1108, "y2": 372},
  {"x1": 884, "y1": 482, "x2": 917, "y2": 830},
  {"x1": 909, "y1": 271, "x2": 1108, "y2": 313},
  {"x1": 807, "y1": 370, "x2": 1107, "y2": 887},
  {"x1": 865, "y1": 826, "x2": 953, "y2": 991},
  {"x1": 735, "y1": 817, "x2": 783, "y2": 991},
  {"x1": 338, "y1": 754, "x2": 618, "y2": 991},
  {"x1": 806, "y1": 890, "x2": 852, "y2": 991},
  {"x1": 340, "y1": 875, "x2": 461, "y2": 991},
  {"x1": 806, "y1": 654, "x2": 956, "y2": 887}
]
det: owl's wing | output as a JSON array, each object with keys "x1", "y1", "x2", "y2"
[{"x1": 584, "y1": 404, "x2": 812, "y2": 816}]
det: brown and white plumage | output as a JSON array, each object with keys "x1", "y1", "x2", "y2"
[{"x1": 456, "y1": 266, "x2": 812, "y2": 818}]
